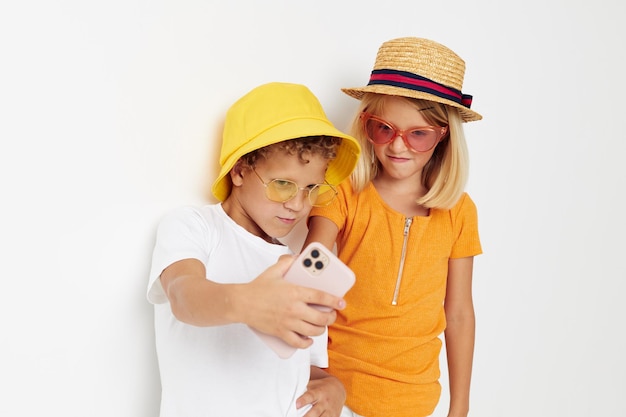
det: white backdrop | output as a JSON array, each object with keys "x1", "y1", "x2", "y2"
[{"x1": 2, "y1": 1, "x2": 625, "y2": 416}]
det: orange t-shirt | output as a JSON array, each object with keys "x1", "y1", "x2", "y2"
[{"x1": 309, "y1": 181, "x2": 482, "y2": 417}]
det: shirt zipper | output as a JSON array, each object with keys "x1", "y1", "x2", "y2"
[{"x1": 391, "y1": 217, "x2": 413, "y2": 306}]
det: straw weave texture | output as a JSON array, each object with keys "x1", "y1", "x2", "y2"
[{"x1": 342, "y1": 37, "x2": 482, "y2": 122}]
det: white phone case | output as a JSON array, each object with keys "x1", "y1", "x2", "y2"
[{"x1": 251, "y1": 242, "x2": 356, "y2": 359}]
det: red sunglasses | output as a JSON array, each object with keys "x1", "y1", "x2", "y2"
[{"x1": 361, "y1": 113, "x2": 448, "y2": 153}]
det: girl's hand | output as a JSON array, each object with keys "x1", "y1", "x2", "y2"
[{"x1": 297, "y1": 367, "x2": 346, "y2": 417}]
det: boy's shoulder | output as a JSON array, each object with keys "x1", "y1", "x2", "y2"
[
  {"x1": 164, "y1": 203, "x2": 222, "y2": 221},
  {"x1": 157, "y1": 204, "x2": 228, "y2": 237}
]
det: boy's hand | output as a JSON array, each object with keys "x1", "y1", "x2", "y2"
[{"x1": 237, "y1": 255, "x2": 345, "y2": 348}]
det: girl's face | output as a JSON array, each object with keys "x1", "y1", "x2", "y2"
[
  {"x1": 225, "y1": 149, "x2": 328, "y2": 241},
  {"x1": 372, "y1": 96, "x2": 440, "y2": 183}
]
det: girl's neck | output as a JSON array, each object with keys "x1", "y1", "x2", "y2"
[{"x1": 372, "y1": 176, "x2": 430, "y2": 217}]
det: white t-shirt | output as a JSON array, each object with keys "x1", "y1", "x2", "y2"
[{"x1": 147, "y1": 204, "x2": 328, "y2": 417}]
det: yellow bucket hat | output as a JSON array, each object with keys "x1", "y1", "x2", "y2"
[{"x1": 211, "y1": 82, "x2": 361, "y2": 201}]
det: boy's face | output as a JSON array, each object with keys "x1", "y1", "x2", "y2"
[{"x1": 225, "y1": 149, "x2": 328, "y2": 241}]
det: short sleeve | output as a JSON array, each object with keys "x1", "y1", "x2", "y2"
[
  {"x1": 147, "y1": 207, "x2": 213, "y2": 304},
  {"x1": 450, "y1": 193, "x2": 482, "y2": 259}
]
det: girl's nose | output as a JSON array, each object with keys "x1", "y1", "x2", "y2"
[{"x1": 389, "y1": 133, "x2": 408, "y2": 152}]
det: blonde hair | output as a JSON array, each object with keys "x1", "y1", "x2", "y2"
[{"x1": 349, "y1": 94, "x2": 469, "y2": 209}]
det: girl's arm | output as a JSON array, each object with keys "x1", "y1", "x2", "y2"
[
  {"x1": 444, "y1": 256, "x2": 476, "y2": 417},
  {"x1": 303, "y1": 216, "x2": 339, "y2": 251},
  {"x1": 296, "y1": 216, "x2": 344, "y2": 416}
]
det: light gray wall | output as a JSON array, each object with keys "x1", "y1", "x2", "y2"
[{"x1": 2, "y1": 1, "x2": 624, "y2": 416}]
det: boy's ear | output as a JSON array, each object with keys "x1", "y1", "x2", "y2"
[{"x1": 230, "y1": 160, "x2": 245, "y2": 187}]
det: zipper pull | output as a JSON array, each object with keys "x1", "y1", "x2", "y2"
[{"x1": 404, "y1": 217, "x2": 413, "y2": 235}]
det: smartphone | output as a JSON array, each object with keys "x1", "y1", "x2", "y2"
[{"x1": 251, "y1": 242, "x2": 356, "y2": 359}]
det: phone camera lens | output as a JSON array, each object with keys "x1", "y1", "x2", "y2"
[
  {"x1": 303, "y1": 258, "x2": 312, "y2": 267},
  {"x1": 311, "y1": 249, "x2": 320, "y2": 258},
  {"x1": 315, "y1": 261, "x2": 324, "y2": 270}
]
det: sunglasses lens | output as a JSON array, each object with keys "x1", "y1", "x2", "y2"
[
  {"x1": 365, "y1": 118, "x2": 394, "y2": 144},
  {"x1": 406, "y1": 128, "x2": 439, "y2": 152},
  {"x1": 266, "y1": 179, "x2": 298, "y2": 202},
  {"x1": 310, "y1": 184, "x2": 337, "y2": 207}
]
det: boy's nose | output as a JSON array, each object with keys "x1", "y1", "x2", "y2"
[{"x1": 283, "y1": 189, "x2": 308, "y2": 211}]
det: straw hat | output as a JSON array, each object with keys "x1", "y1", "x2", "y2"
[
  {"x1": 211, "y1": 82, "x2": 361, "y2": 202},
  {"x1": 342, "y1": 37, "x2": 482, "y2": 122}
]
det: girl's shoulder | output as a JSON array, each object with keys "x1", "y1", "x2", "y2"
[
  {"x1": 338, "y1": 179, "x2": 376, "y2": 198},
  {"x1": 442, "y1": 192, "x2": 479, "y2": 222},
  {"x1": 454, "y1": 192, "x2": 477, "y2": 211}
]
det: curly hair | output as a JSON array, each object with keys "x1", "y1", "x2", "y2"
[{"x1": 238, "y1": 136, "x2": 341, "y2": 169}]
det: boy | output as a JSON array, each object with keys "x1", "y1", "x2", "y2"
[{"x1": 147, "y1": 82, "x2": 360, "y2": 416}]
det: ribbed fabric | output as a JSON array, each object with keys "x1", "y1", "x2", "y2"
[{"x1": 309, "y1": 181, "x2": 482, "y2": 417}]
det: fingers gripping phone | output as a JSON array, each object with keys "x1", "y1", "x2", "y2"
[{"x1": 251, "y1": 242, "x2": 356, "y2": 359}]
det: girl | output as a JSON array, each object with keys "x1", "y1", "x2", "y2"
[{"x1": 303, "y1": 38, "x2": 483, "y2": 417}]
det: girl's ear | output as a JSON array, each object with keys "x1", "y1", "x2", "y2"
[{"x1": 230, "y1": 160, "x2": 246, "y2": 187}]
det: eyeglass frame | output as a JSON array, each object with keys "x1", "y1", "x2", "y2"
[
  {"x1": 251, "y1": 168, "x2": 338, "y2": 207},
  {"x1": 360, "y1": 112, "x2": 448, "y2": 153}
]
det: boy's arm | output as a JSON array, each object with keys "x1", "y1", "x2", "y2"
[
  {"x1": 444, "y1": 256, "x2": 476, "y2": 417},
  {"x1": 297, "y1": 366, "x2": 346, "y2": 417},
  {"x1": 159, "y1": 256, "x2": 345, "y2": 348}
]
